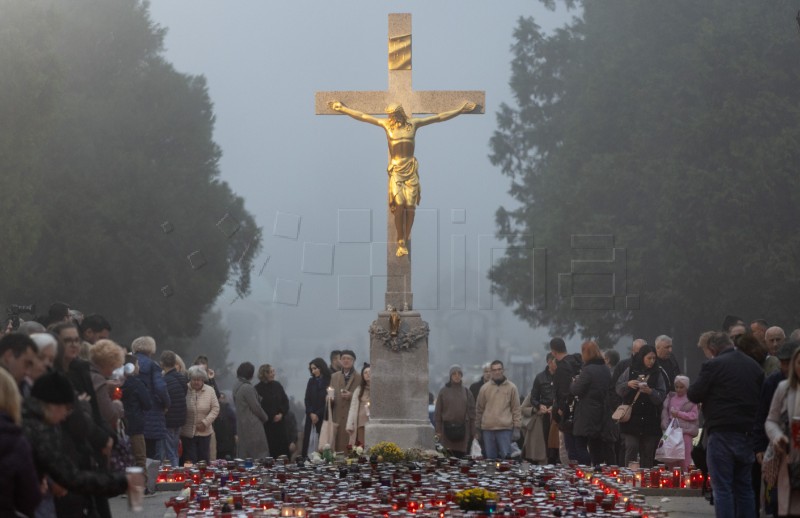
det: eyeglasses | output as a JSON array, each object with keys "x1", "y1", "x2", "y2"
[{"x1": 62, "y1": 337, "x2": 81, "y2": 345}]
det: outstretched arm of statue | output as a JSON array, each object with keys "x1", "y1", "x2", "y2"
[
  {"x1": 328, "y1": 101, "x2": 383, "y2": 127},
  {"x1": 416, "y1": 101, "x2": 477, "y2": 128}
]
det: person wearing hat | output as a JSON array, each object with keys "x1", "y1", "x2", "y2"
[
  {"x1": 434, "y1": 364, "x2": 475, "y2": 458},
  {"x1": 753, "y1": 340, "x2": 800, "y2": 516},
  {"x1": 328, "y1": 349, "x2": 361, "y2": 452},
  {"x1": 22, "y1": 371, "x2": 131, "y2": 516}
]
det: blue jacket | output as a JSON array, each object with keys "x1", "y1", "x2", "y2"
[
  {"x1": 135, "y1": 352, "x2": 170, "y2": 440},
  {"x1": 121, "y1": 375, "x2": 152, "y2": 435},
  {"x1": 163, "y1": 369, "x2": 188, "y2": 429}
]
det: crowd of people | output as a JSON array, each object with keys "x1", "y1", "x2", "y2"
[
  {"x1": 0, "y1": 303, "x2": 797, "y2": 518},
  {"x1": 0, "y1": 303, "x2": 302, "y2": 517}
]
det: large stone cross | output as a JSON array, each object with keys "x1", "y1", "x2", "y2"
[{"x1": 316, "y1": 13, "x2": 484, "y2": 311}]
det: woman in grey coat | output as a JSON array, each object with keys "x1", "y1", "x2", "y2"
[
  {"x1": 434, "y1": 364, "x2": 475, "y2": 457},
  {"x1": 232, "y1": 362, "x2": 269, "y2": 459}
]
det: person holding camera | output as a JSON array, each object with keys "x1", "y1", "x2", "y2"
[{"x1": 615, "y1": 344, "x2": 666, "y2": 467}]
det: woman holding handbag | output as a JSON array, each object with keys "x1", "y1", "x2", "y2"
[
  {"x1": 434, "y1": 364, "x2": 476, "y2": 458},
  {"x1": 660, "y1": 375, "x2": 698, "y2": 471},
  {"x1": 765, "y1": 347, "x2": 800, "y2": 516},
  {"x1": 346, "y1": 363, "x2": 371, "y2": 446},
  {"x1": 302, "y1": 358, "x2": 331, "y2": 457},
  {"x1": 615, "y1": 345, "x2": 666, "y2": 467}
]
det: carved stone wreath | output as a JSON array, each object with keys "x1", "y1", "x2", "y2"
[{"x1": 369, "y1": 320, "x2": 429, "y2": 352}]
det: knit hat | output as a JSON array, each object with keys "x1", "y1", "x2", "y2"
[
  {"x1": 674, "y1": 375, "x2": 690, "y2": 389},
  {"x1": 340, "y1": 349, "x2": 356, "y2": 360},
  {"x1": 31, "y1": 371, "x2": 75, "y2": 405},
  {"x1": 449, "y1": 364, "x2": 463, "y2": 376}
]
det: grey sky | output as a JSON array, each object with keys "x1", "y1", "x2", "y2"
[{"x1": 146, "y1": 1, "x2": 573, "y2": 391}]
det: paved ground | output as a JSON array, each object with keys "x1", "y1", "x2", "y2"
[{"x1": 644, "y1": 495, "x2": 716, "y2": 517}]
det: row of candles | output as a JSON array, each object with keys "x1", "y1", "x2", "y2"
[{"x1": 156, "y1": 456, "x2": 697, "y2": 517}]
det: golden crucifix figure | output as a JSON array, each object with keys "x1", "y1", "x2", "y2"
[{"x1": 329, "y1": 100, "x2": 476, "y2": 256}]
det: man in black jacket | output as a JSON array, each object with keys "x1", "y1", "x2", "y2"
[
  {"x1": 550, "y1": 337, "x2": 581, "y2": 462},
  {"x1": 688, "y1": 331, "x2": 763, "y2": 518},
  {"x1": 530, "y1": 353, "x2": 558, "y2": 463}
]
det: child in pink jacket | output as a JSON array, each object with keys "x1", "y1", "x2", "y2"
[{"x1": 661, "y1": 375, "x2": 699, "y2": 471}]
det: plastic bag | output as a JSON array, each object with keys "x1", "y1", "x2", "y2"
[
  {"x1": 307, "y1": 426, "x2": 319, "y2": 455},
  {"x1": 470, "y1": 438, "x2": 482, "y2": 458},
  {"x1": 655, "y1": 418, "x2": 685, "y2": 463}
]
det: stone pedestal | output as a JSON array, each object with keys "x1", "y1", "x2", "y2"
[{"x1": 365, "y1": 311, "x2": 434, "y2": 450}]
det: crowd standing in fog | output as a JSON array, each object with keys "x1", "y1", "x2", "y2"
[{"x1": 3, "y1": 301, "x2": 800, "y2": 518}]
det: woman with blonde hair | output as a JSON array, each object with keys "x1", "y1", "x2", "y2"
[
  {"x1": 0, "y1": 368, "x2": 41, "y2": 516},
  {"x1": 570, "y1": 341, "x2": 612, "y2": 466},
  {"x1": 89, "y1": 339, "x2": 125, "y2": 431}
]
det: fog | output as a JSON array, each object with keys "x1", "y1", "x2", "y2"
[{"x1": 145, "y1": 1, "x2": 573, "y2": 397}]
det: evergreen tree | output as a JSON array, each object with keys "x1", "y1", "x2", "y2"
[
  {"x1": 0, "y1": 0, "x2": 260, "y2": 350},
  {"x1": 490, "y1": 1, "x2": 800, "y2": 355}
]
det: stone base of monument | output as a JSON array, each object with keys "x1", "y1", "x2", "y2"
[{"x1": 365, "y1": 311, "x2": 434, "y2": 451}]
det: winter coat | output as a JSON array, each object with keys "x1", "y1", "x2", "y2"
[
  {"x1": 22, "y1": 399, "x2": 128, "y2": 517},
  {"x1": 765, "y1": 380, "x2": 800, "y2": 517},
  {"x1": 660, "y1": 392, "x2": 699, "y2": 437},
  {"x1": 330, "y1": 369, "x2": 362, "y2": 452},
  {"x1": 0, "y1": 412, "x2": 41, "y2": 518},
  {"x1": 476, "y1": 377, "x2": 521, "y2": 431},
  {"x1": 570, "y1": 359, "x2": 610, "y2": 438},
  {"x1": 233, "y1": 378, "x2": 269, "y2": 459},
  {"x1": 66, "y1": 359, "x2": 111, "y2": 449},
  {"x1": 256, "y1": 380, "x2": 291, "y2": 457},
  {"x1": 302, "y1": 375, "x2": 330, "y2": 457},
  {"x1": 530, "y1": 367, "x2": 555, "y2": 408},
  {"x1": 520, "y1": 393, "x2": 547, "y2": 462},
  {"x1": 121, "y1": 374, "x2": 152, "y2": 435},
  {"x1": 764, "y1": 380, "x2": 800, "y2": 516},
  {"x1": 214, "y1": 400, "x2": 237, "y2": 460},
  {"x1": 553, "y1": 353, "x2": 582, "y2": 429},
  {"x1": 345, "y1": 385, "x2": 370, "y2": 446},
  {"x1": 181, "y1": 383, "x2": 220, "y2": 438},
  {"x1": 89, "y1": 363, "x2": 122, "y2": 432},
  {"x1": 163, "y1": 369, "x2": 188, "y2": 429},
  {"x1": 135, "y1": 352, "x2": 170, "y2": 440},
  {"x1": 615, "y1": 366, "x2": 666, "y2": 437},
  {"x1": 434, "y1": 382, "x2": 475, "y2": 453},
  {"x1": 687, "y1": 347, "x2": 763, "y2": 436}
]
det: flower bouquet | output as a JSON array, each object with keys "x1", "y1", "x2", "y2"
[
  {"x1": 454, "y1": 487, "x2": 498, "y2": 511},
  {"x1": 368, "y1": 441, "x2": 405, "y2": 463}
]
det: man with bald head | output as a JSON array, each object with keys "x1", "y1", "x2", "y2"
[{"x1": 764, "y1": 326, "x2": 785, "y2": 356}]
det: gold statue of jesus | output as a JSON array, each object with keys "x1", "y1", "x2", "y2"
[{"x1": 329, "y1": 100, "x2": 477, "y2": 257}]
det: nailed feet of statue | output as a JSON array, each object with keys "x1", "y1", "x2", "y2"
[{"x1": 396, "y1": 240, "x2": 409, "y2": 257}]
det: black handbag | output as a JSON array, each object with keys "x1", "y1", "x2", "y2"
[{"x1": 444, "y1": 421, "x2": 466, "y2": 441}]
